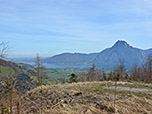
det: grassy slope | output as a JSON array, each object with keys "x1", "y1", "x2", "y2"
[
  {"x1": 47, "y1": 68, "x2": 110, "y2": 80},
  {"x1": 20, "y1": 81, "x2": 152, "y2": 114},
  {"x1": 46, "y1": 68, "x2": 88, "y2": 82},
  {"x1": 0, "y1": 66, "x2": 14, "y2": 76},
  {"x1": 0, "y1": 64, "x2": 30, "y2": 76}
]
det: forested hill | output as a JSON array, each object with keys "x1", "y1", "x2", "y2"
[{"x1": 0, "y1": 59, "x2": 37, "y2": 94}]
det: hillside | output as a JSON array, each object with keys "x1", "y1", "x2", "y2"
[
  {"x1": 0, "y1": 59, "x2": 37, "y2": 94},
  {"x1": 45, "y1": 53, "x2": 98, "y2": 64},
  {"x1": 44, "y1": 40, "x2": 152, "y2": 70},
  {"x1": 19, "y1": 81, "x2": 152, "y2": 114}
]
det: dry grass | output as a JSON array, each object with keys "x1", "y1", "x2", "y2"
[{"x1": 16, "y1": 81, "x2": 152, "y2": 114}]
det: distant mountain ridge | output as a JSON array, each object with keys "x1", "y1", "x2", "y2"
[
  {"x1": 45, "y1": 53, "x2": 98, "y2": 64},
  {"x1": 44, "y1": 40, "x2": 152, "y2": 70}
]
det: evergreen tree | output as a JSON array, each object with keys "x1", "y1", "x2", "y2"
[{"x1": 70, "y1": 73, "x2": 78, "y2": 83}]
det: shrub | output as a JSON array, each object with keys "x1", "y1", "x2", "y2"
[{"x1": 69, "y1": 73, "x2": 78, "y2": 83}]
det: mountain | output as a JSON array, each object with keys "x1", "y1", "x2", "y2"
[
  {"x1": 45, "y1": 53, "x2": 98, "y2": 64},
  {"x1": 94, "y1": 40, "x2": 152, "y2": 69},
  {"x1": 45, "y1": 40, "x2": 152, "y2": 70}
]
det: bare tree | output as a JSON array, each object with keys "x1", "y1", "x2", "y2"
[
  {"x1": 144, "y1": 55, "x2": 152, "y2": 83},
  {"x1": 0, "y1": 73, "x2": 21, "y2": 114},
  {"x1": 36, "y1": 53, "x2": 41, "y2": 85},
  {"x1": 35, "y1": 53, "x2": 47, "y2": 114},
  {"x1": 35, "y1": 54, "x2": 47, "y2": 86},
  {"x1": 80, "y1": 72, "x2": 87, "y2": 82},
  {"x1": 87, "y1": 64, "x2": 101, "y2": 81},
  {"x1": 146, "y1": 55, "x2": 152, "y2": 73},
  {"x1": 130, "y1": 65, "x2": 139, "y2": 81},
  {"x1": 101, "y1": 69, "x2": 106, "y2": 81},
  {"x1": 0, "y1": 42, "x2": 9, "y2": 59},
  {"x1": 115, "y1": 60, "x2": 126, "y2": 81},
  {"x1": 0, "y1": 42, "x2": 12, "y2": 113}
]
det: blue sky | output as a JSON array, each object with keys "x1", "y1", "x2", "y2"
[{"x1": 0, "y1": 0, "x2": 152, "y2": 57}]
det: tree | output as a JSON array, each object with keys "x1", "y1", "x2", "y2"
[
  {"x1": 108, "y1": 71, "x2": 113, "y2": 81},
  {"x1": 0, "y1": 42, "x2": 9, "y2": 78},
  {"x1": 125, "y1": 72, "x2": 129, "y2": 80},
  {"x1": 144, "y1": 55, "x2": 152, "y2": 83},
  {"x1": 101, "y1": 69, "x2": 106, "y2": 81},
  {"x1": 87, "y1": 64, "x2": 101, "y2": 81},
  {"x1": 0, "y1": 42, "x2": 9, "y2": 59},
  {"x1": 0, "y1": 73, "x2": 21, "y2": 114},
  {"x1": 36, "y1": 53, "x2": 41, "y2": 85},
  {"x1": 0, "y1": 42, "x2": 9, "y2": 106},
  {"x1": 87, "y1": 64, "x2": 96, "y2": 81},
  {"x1": 0, "y1": 42, "x2": 19, "y2": 114},
  {"x1": 130, "y1": 65, "x2": 138, "y2": 81},
  {"x1": 146, "y1": 55, "x2": 152, "y2": 73},
  {"x1": 35, "y1": 53, "x2": 47, "y2": 85},
  {"x1": 35, "y1": 53, "x2": 47, "y2": 114},
  {"x1": 80, "y1": 72, "x2": 87, "y2": 82},
  {"x1": 69, "y1": 73, "x2": 78, "y2": 83},
  {"x1": 115, "y1": 60, "x2": 126, "y2": 80}
]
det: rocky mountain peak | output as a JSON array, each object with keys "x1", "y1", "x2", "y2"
[{"x1": 112, "y1": 40, "x2": 131, "y2": 48}]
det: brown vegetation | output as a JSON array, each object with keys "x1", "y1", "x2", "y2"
[{"x1": 18, "y1": 82, "x2": 152, "y2": 114}]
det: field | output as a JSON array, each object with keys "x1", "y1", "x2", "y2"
[
  {"x1": 0, "y1": 67, "x2": 14, "y2": 76},
  {"x1": 46, "y1": 68, "x2": 88, "y2": 82},
  {"x1": 19, "y1": 81, "x2": 152, "y2": 114}
]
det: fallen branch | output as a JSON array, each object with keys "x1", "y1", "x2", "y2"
[{"x1": 51, "y1": 98, "x2": 66, "y2": 109}]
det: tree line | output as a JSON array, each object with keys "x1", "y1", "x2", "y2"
[{"x1": 71, "y1": 55, "x2": 152, "y2": 83}]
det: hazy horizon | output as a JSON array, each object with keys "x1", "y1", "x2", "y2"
[{"x1": 7, "y1": 40, "x2": 152, "y2": 58}]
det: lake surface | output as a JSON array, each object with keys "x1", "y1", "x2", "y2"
[{"x1": 20, "y1": 62, "x2": 91, "y2": 69}]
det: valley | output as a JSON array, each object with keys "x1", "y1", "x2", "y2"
[
  {"x1": 1, "y1": 0, "x2": 152, "y2": 113},
  {"x1": 10, "y1": 40, "x2": 152, "y2": 70},
  {"x1": 1, "y1": 41, "x2": 152, "y2": 114}
]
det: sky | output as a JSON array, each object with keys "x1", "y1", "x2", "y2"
[{"x1": 0, "y1": 0, "x2": 152, "y2": 57}]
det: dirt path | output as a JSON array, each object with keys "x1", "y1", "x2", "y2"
[{"x1": 104, "y1": 86, "x2": 152, "y2": 93}]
